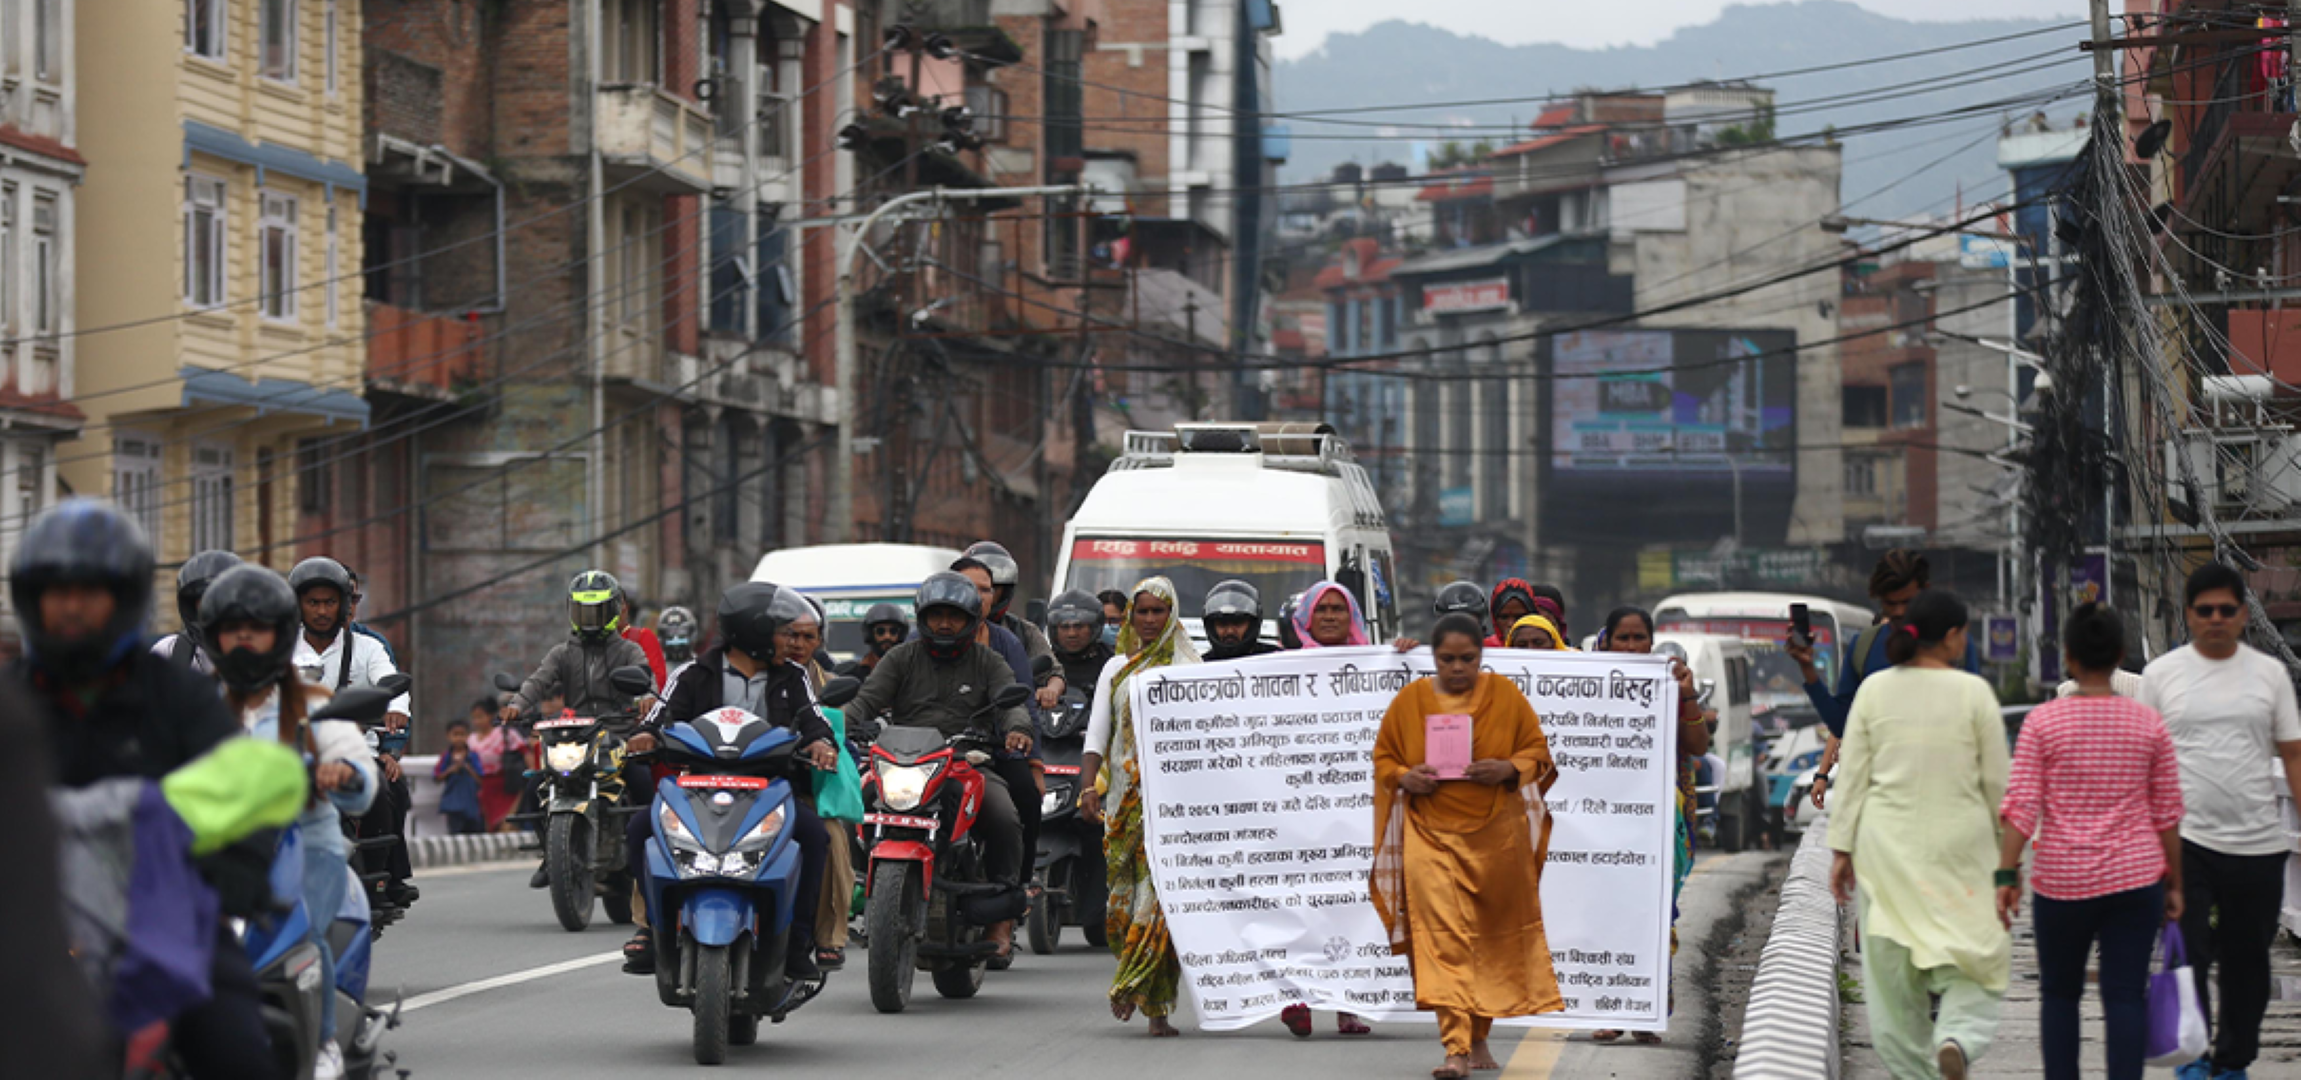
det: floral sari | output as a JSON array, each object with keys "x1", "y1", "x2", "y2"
[{"x1": 1104, "y1": 576, "x2": 1203, "y2": 1017}]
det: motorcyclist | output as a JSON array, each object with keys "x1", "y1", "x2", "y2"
[
  {"x1": 10, "y1": 499, "x2": 282, "y2": 1080},
  {"x1": 1044, "y1": 589, "x2": 1113, "y2": 698},
  {"x1": 151, "y1": 548, "x2": 242, "y2": 676},
  {"x1": 621, "y1": 580, "x2": 838, "y2": 979},
  {"x1": 847, "y1": 571, "x2": 1034, "y2": 958},
  {"x1": 201, "y1": 564, "x2": 378, "y2": 1080},
  {"x1": 1390, "y1": 580, "x2": 1491, "y2": 653},
  {"x1": 503, "y1": 570, "x2": 656, "y2": 889},
  {"x1": 857, "y1": 601, "x2": 909, "y2": 676},
  {"x1": 963, "y1": 540, "x2": 1066, "y2": 709},
  {"x1": 950, "y1": 557, "x2": 1046, "y2": 918},
  {"x1": 292, "y1": 556, "x2": 418, "y2": 910},
  {"x1": 655, "y1": 605, "x2": 699, "y2": 666},
  {"x1": 1202, "y1": 580, "x2": 1283, "y2": 661}
]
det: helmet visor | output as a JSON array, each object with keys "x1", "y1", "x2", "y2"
[{"x1": 571, "y1": 591, "x2": 617, "y2": 633}]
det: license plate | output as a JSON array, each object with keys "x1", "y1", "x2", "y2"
[
  {"x1": 679, "y1": 775, "x2": 769, "y2": 790},
  {"x1": 534, "y1": 718, "x2": 591, "y2": 731},
  {"x1": 1043, "y1": 765, "x2": 1081, "y2": 777},
  {"x1": 864, "y1": 813, "x2": 937, "y2": 831}
]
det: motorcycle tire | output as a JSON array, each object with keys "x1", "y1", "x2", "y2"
[
  {"x1": 602, "y1": 882, "x2": 634, "y2": 926},
  {"x1": 1077, "y1": 858, "x2": 1109, "y2": 948},
  {"x1": 728, "y1": 1011, "x2": 759, "y2": 1047},
  {"x1": 866, "y1": 862, "x2": 919, "y2": 1014},
  {"x1": 1026, "y1": 890, "x2": 1060, "y2": 954},
  {"x1": 932, "y1": 958, "x2": 985, "y2": 999},
  {"x1": 692, "y1": 942, "x2": 732, "y2": 1066},
  {"x1": 547, "y1": 813, "x2": 596, "y2": 932}
]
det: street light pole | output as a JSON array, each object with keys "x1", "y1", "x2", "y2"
[{"x1": 828, "y1": 183, "x2": 1087, "y2": 543}]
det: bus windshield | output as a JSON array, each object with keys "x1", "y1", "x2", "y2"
[{"x1": 1062, "y1": 537, "x2": 1328, "y2": 618}]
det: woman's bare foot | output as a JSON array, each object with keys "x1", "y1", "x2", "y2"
[
  {"x1": 1432, "y1": 1054, "x2": 1471, "y2": 1078},
  {"x1": 1336, "y1": 1012, "x2": 1372, "y2": 1036},
  {"x1": 1469, "y1": 1040, "x2": 1501, "y2": 1070},
  {"x1": 1111, "y1": 1000, "x2": 1136, "y2": 1022},
  {"x1": 1147, "y1": 1015, "x2": 1180, "y2": 1037}
]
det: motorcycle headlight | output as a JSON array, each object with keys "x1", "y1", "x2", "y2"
[
  {"x1": 658, "y1": 804, "x2": 700, "y2": 850},
  {"x1": 676, "y1": 849, "x2": 758, "y2": 880},
  {"x1": 733, "y1": 806, "x2": 787, "y2": 852},
  {"x1": 547, "y1": 742, "x2": 588, "y2": 773},
  {"x1": 875, "y1": 761, "x2": 939, "y2": 811},
  {"x1": 1791, "y1": 750, "x2": 1822, "y2": 772}
]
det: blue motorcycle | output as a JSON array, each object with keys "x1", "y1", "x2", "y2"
[{"x1": 637, "y1": 670, "x2": 861, "y2": 1065}]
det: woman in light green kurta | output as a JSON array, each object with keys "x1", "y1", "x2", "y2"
[{"x1": 1826, "y1": 590, "x2": 2010, "y2": 1080}]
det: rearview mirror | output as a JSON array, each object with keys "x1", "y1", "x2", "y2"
[
  {"x1": 1031, "y1": 653, "x2": 1055, "y2": 679},
  {"x1": 609, "y1": 666, "x2": 655, "y2": 698},
  {"x1": 492, "y1": 672, "x2": 521, "y2": 694},
  {"x1": 313, "y1": 687, "x2": 397, "y2": 726},
  {"x1": 993, "y1": 684, "x2": 1032, "y2": 710},
  {"x1": 819, "y1": 676, "x2": 862, "y2": 709},
  {"x1": 377, "y1": 673, "x2": 412, "y2": 697}
]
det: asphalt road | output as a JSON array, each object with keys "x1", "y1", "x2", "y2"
[{"x1": 372, "y1": 849, "x2": 1785, "y2": 1079}]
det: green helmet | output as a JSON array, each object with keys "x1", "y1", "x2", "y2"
[{"x1": 568, "y1": 570, "x2": 625, "y2": 641}]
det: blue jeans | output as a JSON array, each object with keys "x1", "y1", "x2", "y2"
[
  {"x1": 2034, "y1": 883, "x2": 2163, "y2": 1080},
  {"x1": 300, "y1": 807, "x2": 351, "y2": 1043}
]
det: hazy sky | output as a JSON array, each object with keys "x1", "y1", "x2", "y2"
[{"x1": 1275, "y1": 1, "x2": 2091, "y2": 60}]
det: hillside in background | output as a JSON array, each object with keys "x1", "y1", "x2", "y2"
[{"x1": 1273, "y1": 1, "x2": 2093, "y2": 220}]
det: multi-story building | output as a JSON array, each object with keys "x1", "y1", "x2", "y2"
[
  {"x1": 0, "y1": 0, "x2": 83, "y2": 646},
  {"x1": 70, "y1": 0, "x2": 368, "y2": 593}
]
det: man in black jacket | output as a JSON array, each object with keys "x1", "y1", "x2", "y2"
[
  {"x1": 1045, "y1": 589, "x2": 1114, "y2": 698},
  {"x1": 11, "y1": 500, "x2": 280, "y2": 1080},
  {"x1": 620, "y1": 581, "x2": 836, "y2": 977},
  {"x1": 1203, "y1": 580, "x2": 1283, "y2": 662}
]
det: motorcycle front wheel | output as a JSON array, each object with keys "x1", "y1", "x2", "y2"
[
  {"x1": 546, "y1": 813, "x2": 596, "y2": 932},
  {"x1": 866, "y1": 862, "x2": 919, "y2": 1013},
  {"x1": 1026, "y1": 867, "x2": 1063, "y2": 955},
  {"x1": 692, "y1": 942, "x2": 731, "y2": 1065}
]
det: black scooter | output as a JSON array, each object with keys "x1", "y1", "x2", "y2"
[{"x1": 1028, "y1": 687, "x2": 1105, "y2": 953}]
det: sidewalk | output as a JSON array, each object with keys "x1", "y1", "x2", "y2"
[{"x1": 1844, "y1": 908, "x2": 2301, "y2": 1077}]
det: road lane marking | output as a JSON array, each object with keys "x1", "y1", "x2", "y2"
[
  {"x1": 400, "y1": 952, "x2": 622, "y2": 1013},
  {"x1": 1501, "y1": 1030, "x2": 1569, "y2": 1078}
]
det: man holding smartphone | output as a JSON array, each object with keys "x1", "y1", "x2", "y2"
[{"x1": 1784, "y1": 549, "x2": 1931, "y2": 807}]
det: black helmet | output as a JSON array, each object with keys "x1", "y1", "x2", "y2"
[
  {"x1": 1277, "y1": 591, "x2": 1304, "y2": 650},
  {"x1": 717, "y1": 581, "x2": 810, "y2": 661},
  {"x1": 1045, "y1": 589, "x2": 1102, "y2": 630},
  {"x1": 176, "y1": 549, "x2": 244, "y2": 649},
  {"x1": 567, "y1": 570, "x2": 625, "y2": 641},
  {"x1": 197, "y1": 566, "x2": 300, "y2": 695},
  {"x1": 289, "y1": 557, "x2": 352, "y2": 601},
  {"x1": 1204, "y1": 580, "x2": 1262, "y2": 622},
  {"x1": 863, "y1": 602, "x2": 909, "y2": 633},
  {"x1": 10, "y1": 499, "x2": 156, "y2": 682},
  {"x1": 656, "y1": 605, "x2": 698, "y2": 659},
  {"x1": 1434, "y1": 580, "x2": 1489, "y2": 621},
  {"x1": 914, "y1": 571, "x2": 984, "y2": 662}
]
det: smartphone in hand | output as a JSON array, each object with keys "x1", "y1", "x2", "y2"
[{"x1": 1788, "y1": 603, "x2": 1813, "y2": 649}]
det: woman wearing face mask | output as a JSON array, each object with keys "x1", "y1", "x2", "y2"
[
  {"x1": 1278, "y1": 579, "x2": 1375, "y2": 1037},
  {"x1": 198, "y1": 565, "x2": 378, "y2": 1080}
]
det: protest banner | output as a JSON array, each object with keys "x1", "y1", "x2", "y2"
[{"x1": 1130, "y1": 645, "x2": 1677, "y2": 1032}]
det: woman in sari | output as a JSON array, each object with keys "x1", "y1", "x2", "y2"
[
  {"x1": 1281, "y1": 580, "x2": 1376, "y2": 1037},
  {"x1": 1372, "y1": 613, "x2": 1565, "y2": 1078},
  {"x1": 1079, "y1": 577, "x2": 1202, "y2": 1035}
]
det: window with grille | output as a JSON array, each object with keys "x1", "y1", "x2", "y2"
[
  {"x1": 260, "y1": 0, "x2": 296, "y2": 81},
  {"x1": 323, "y1": 0, "x2": 339, "y2": 93},
  {"x1": 324, "y1": 205, "x2": 339, "y2": 326},
  {"x1": 17, "y1": 444, "x2": 44, "y2": 520},
  {"x1": 1043, "y1": 31, "x2": 1083, "y2": 162},
  {"x1": 113, "y1": 436, "x2": 163, "y2": 542},
  {"x1": 185, "y1": 0, "x2": 226, "y2": 59},
  {"x1": 260, "y1": 192, "x2": 297, "y2": 321},
  {"x1": 34, "y1": 0, "x2": 57, "y2": 81},
  {"x1": 965, "y1": 85, "x2": 1007, "y2": 143},
  {"x1": 185, "y1": 177, "x2": 227, "y2": 307},
  {"x1": 191, "y1": 444, "x2": 235, "y2": 552},
  {"x1": 32, "y1": 193, "x2": 55, "y2": 334},
  {"x1": 1889, "y1": 362, "x2": 1928, "y2": 430},
  {"x1": 1845, "y1": 457, "x2": 1876, "y2": 497}
]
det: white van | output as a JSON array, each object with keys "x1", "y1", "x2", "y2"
[
  {"x1": 751, "y1": 543, "x2": 964, "y2": 660},
  {"x1": 1652, "y1": 591, "x2": 1875, "y2": 727},
  {"x1": 1652, "y1": 631, "x2": 1759, "y2": 852},
  {"x1": 1053, "y1": 423, "x2": 1397, "y2": 645}
]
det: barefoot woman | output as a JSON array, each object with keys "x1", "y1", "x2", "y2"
[
  {"x1": 1371, "y1": 613, "x2": 1565, "y2": 1077},
  {"x1": 1079, "y1": 577, "x2": 1202, "y2": 1035}
]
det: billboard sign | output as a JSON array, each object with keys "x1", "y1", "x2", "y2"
[
  {"x1": 1422, "y1": 278, "x2": 1511, "y2": 315},
  {"x1": 1550, "y1": 329, "x2": 1797, "y2": 476}
]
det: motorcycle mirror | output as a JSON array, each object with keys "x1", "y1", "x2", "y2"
[
  {"x1": 818, "y1": 676, "x2": 862, "y2": 709},
  {"x1": 608, "y1": 666, "x2": 655, "y2": 698},
  {"x1": 1031, "y1": 653, "x2": 1055, "y2": 679},
  {"x1": 313, "y1": 687, "x2": 397, "y2": 725},
  {"x1": 993, "y1": 684, "x2": 1032, "y2": 710},
  {"x1": 1697, "y1": 678, "x2": 1717, "y2": 707},
  {"x1": 377, "y1": 673, "x2": 412, "y2": 697},
  {"x1": 492, "y1": 672, "x2": 521, "y2": 693}
]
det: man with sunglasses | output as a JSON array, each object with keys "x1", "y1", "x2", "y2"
[
  {"x1": 2140, "y1": 563, "x2": 2301, "y2": 1080},
  {"x1": 856, "y1": 602, "x2": 909, "y2": 676}
]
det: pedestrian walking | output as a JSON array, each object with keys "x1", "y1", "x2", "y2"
[
  {"x1": 2139, "y1": 562, "x2": 2301, "y2": 1080},
  {"x1": 1280, "y1": 578, "x2": 1375, "y2": 1037},
  {"x1": 1078, "y1": 577, "x2": 1202, "y2": 1036},
  {"x1": 1827, "y1": 589, "x2": 2010, "y2": 1080},
  {"x1": 1371, "y1": 613, "x2": 1564, "y2": 1078},
  {"x1": 1996, "y1": 603, "x2": 2184, "y2": 1080}
]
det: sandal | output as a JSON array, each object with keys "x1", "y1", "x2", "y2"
[
  {"x1": 1281, "y1": 1004, "x2": 1313, "y2": 1038},
  {"x1": 1632, "y1": 1031, "x2": 1662, "y2": 1045},
  {"x1": 1591, "y1": 1029, "x2": 1623, "y2": 1043},
  {"x1": 621, "y1": 928, "x2": 655, "y2": 975},
  {"x1": 1336, "y1": 1012, "x2": 1371, "y2": 1036},
  {"x1": 815, "y1": 946, "x2": 845, "y2": 971}
]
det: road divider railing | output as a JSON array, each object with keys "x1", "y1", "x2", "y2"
[{"x1": 1733, "y1": 816, "x2": 1842, "y2": 1080}]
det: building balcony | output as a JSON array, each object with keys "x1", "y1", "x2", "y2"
[
  {"x1": 596, "y1": 85, "x2": 714, "y2": 195},
  {"x1": 365, "y1": 302, "x2": 485, "y2": 397}
]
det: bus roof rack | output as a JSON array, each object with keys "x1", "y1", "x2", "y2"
[{"x1": 1108, "y1": 422, "x2": 1386, "y2": 529}]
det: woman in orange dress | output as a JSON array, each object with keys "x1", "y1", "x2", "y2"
[{"x1": 1372, "y1": 613, "x2": 1565, "y2": 1078}]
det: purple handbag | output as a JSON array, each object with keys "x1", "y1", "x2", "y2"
[{"x1": 2147, "y1": 923, "x2": 2209, "y2": 1066}]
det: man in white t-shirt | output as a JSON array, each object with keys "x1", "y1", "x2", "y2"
[{"x1": 2138, "y1": 562, "x2": 2301, "y2": 1080}]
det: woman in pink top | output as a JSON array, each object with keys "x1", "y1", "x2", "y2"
[{"x1": 1996, "y1": 604, "x2": 2185, "y2": 1080}]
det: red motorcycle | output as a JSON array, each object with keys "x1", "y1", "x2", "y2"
[{"x1": 858, "y1": 684, "x2": 1032, "y2": 1013}]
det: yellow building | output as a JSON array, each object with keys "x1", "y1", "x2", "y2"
[{"x1": 69, "y1": 0, "x2": 364, "y2": 578}]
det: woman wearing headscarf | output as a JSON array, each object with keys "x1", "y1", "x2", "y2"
[
  {"x1": 1079, "y1": 578, "x2": 1202, "y2": 1035},
  {"x1": 1486, "y1": 579, "x2": 1539, "y2": 647},
  {"x1": 1282, "y1": 579, "x2": 1376, "y2": 1037},
  {"x1": 1504, "y1": 614, "x2": 1572, "y2": 651},
  {"x1": 1372, "y1": 613, "x2": 1565, "y2": 1077}
]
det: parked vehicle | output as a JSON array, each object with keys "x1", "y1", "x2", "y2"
[
  {"x1": 751, "y1": 543, "x2": 964, "y2": 661},
  {"x1": 1054, "y1": 423, "x2": 1397, "y2": 647},
  {"x1": 1653, "y1": 592, "x2": 1873, "y2": 729},
  {"x1": 1760, "y1": 721, "x2": 1831, "y2": 836},
  {"x1": 1028, "y1": 688, "x2": 1104, "y2": 953},
  {"x1": 859, "y1": 684, "x2": 1035, "y2": 1013},
  {"x1": 494, "y1": 671, "x2": 640, "y2": 932},
  {"x1": 1654, "y1": 632, "x2": 1762, "y2": 852}
]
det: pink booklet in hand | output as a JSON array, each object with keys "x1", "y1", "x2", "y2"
[{"x1": 1425, "y1": 714, "x2": 1473, "y2": 780}]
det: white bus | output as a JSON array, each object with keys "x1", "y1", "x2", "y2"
[{"x1": 751, "y1": 543, "x2": 964, "y2": 660}]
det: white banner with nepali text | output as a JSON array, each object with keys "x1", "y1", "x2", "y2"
[{"x1": 1130, "y1": 645, "x2": 1678, "y2": 1032}]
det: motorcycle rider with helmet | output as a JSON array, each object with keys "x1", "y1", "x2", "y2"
[
  {"x1": 1202, "y1": 580, "x2": 1283, "y2": 662},
  {"x1": 1390, "y1": 580, "x2": 1493, "y2": 653},
  {"x1": 847, "y1": 571, "x2": 1035, "y2": 958},
  {"x1": 11, "y1": 500, "x2": 283, "y2": 1080},
  {"x1": 291, "y1": 556, "x2": 418, "y2": 908},
  {"x1": 857, "y1": 601, "x2": 910, "y2": 676},
  {"x1": 502, "y1": 570, "x2": 656, "y2": 889},
  {"x1": 963, "y1": 540, "x2": 1065, "y2": 709},
  {"x1": 1045, "y1": 589, "x2": 1114, "y2": 699},
  {"x1": 202, "y1": 564, "x2": 378, "y2": 1080},
  {"x1": 655, "y1": 605, "x2": 699, "y2": 667},
  {"x1": 151, "y1": 548, "x2": 242, "y2": 676},
  {"x1": 619, "y1": 580, "x2": 839, "y2": 978}
]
